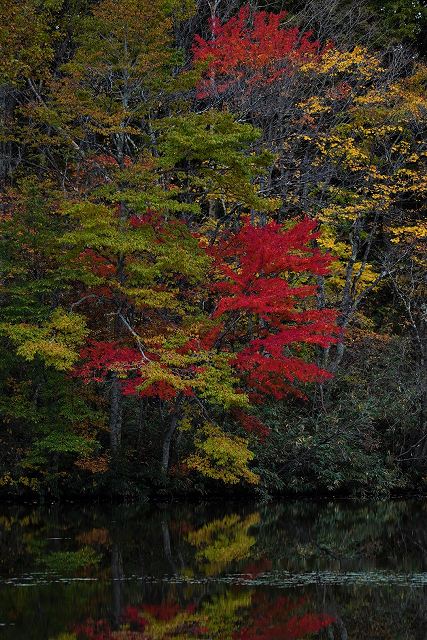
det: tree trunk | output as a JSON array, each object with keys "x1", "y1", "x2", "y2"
[
  {"x1": 111, "y1": 543, "x2": 123, "y2": 630},
  {"x1": 416, "y1": 314, "x2": 427, "y2": 463},
  {"x1": 162, "y1": 413, "x2": 178, "y2": 475},
  {"x1": 109, "y1": 374, "x2": 123, "y2": 453},
  {"x1": 136, "y1": 397, "x2": 145, "y2": 449},
  {"x1": 161, "y1": 397, "x2": 182, "y2": 475}
]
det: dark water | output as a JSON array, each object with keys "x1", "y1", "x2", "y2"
[{"x1": 1, "y1": 500, "x2": 427, "y2": 639}]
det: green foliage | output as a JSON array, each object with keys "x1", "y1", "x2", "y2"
[
  {"x1": 0, "y1": 0, "x2": 54, "y2": 84},
  {"x1": 41, "y1": 547, "x2": 100, "y2": 574},
  {"x1": 253, "y1": 333, "x2": 416, "y2": 496},
  {"x1": 156, "y1": 111, "x2": 277, "y2": 210},
  {"x1": 369, "y1": 0, "x2": 427, "y2": 42}
]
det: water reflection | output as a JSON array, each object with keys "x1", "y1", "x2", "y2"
[{"x1": 0, "y1": 500, "x2": 427, "y2": 638}]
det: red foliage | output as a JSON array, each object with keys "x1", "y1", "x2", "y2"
[
  {"x1": 75, "y1": 341, "x2": 195, "y2": 400},
  {"x1": 242, "y1": 557, "x2": 273, "y2": 577},
  {"x1": 129, "y1": 208, "x2": 163, "y2": 229},
  {"x1": 212, "y1": 218, "x2": 339, "y2": 400},
  {"x1": 74, "y1": 217, "x2": 338, "y2": 410},
  {"x1": 233, "y1": 409, "x2": 271, "y2": 441},
  {"x1": 193, "y1": 5, "x2": 331, "y2": 98},
  {"x1": 74, "y1": 341, "x2": 141, "y2": 383},
  {"x1": 122, "y1": 376, "x2": 188, "y2": 401},
  {"x1": 88, "y1": 154, "x2": 132, "y2": 168},
  {"x1": 79, "y1": 249, "x2": 116, "y2": 278}
]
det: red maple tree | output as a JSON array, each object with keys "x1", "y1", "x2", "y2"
[
  {"x1": 211, "y1": 217, "x2": 339, "y2": 402},
  {"x1": 193, "y1": 4, "x2": 332, "y2": 98}
]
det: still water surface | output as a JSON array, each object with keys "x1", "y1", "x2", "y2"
[{"x1": 1, "y1": 500, "x2": 427, "y2": 639}]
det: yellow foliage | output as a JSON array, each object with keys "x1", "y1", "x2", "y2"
[
  {"x1": 303, "y1": 46, "x2": 383, "y2": 77},
  {"x1": 0, "y1": 308, "x2": 88, "y2": 371},
  {"x1": 297, "y1": 96, "x2": 331, "y2": 115},
  {"x1": 185, "y1": 424, "x2": 259, "y2": 486}
]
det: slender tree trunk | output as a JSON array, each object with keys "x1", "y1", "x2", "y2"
[
  {"x1": 416, "y1": 315, "x2": 427, "y2": 463},
  {"x1": 110, "y1": 374, "x2": 123, "y2": 452},
  {"x1": 161, "y1": 396, "x2": 182, "y2": 475},
  {"x1": 162, "y1": 412, "x2": 179, "y2": 475},
  {"x1": 136, "y1": 397, "x2": 145, "y2": 449},
  {"x1": 111, "y1": 542, "x2": 123, "y2": 630}
]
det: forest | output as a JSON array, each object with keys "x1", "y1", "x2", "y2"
[{"x1": 0, "y1": 0, "x2": 426, "y2": 500}]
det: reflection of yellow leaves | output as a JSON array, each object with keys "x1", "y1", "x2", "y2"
[
  {"x1": 130, "y1": 610, "x2": 203, "y2": 640},
  {"x1": 187, "y1": 512, "x2": 260, "y2": 576},
  {"x1": 201, "y1": 591, "x2": 252, "y2": 640}
]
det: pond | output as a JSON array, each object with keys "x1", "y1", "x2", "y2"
[{"x1": 0, "y1": 500, "x2": 427, "y2": 639}]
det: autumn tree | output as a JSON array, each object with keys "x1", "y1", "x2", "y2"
[
  {"x1": 193, "y1": 6, "x2": 427, "y2": 372},
  {"x1": 3, "y1": 0, "x2": 425, "y2": 497}
]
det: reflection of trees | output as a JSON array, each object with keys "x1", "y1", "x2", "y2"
[
  {"x1": 2, "y1": 501, "x2": 427, "y2": 638},
  {"x1": 234, "y1": 593, "x2": 335, "y2": 640},
  {"x1": 199, "y1": 590, "x2": 252, "y2": 639},
  {"x1": 73, "y1": 591, "x2": 335, "y2": 639},
  {"x1": 186, "y1": 512, "x2": 260, "y2": 575},
  {"x1": 254, "y1": 500, "x2": 427, "y2": 575}
]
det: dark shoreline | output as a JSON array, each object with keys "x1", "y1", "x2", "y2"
[{"x1": 1, "y1": 487, "x2": 426, "y2": 506}]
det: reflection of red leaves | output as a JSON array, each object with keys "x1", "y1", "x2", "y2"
[
  {"x1": 236, "y1": 614, "x2": 335, "y2": 639},
  {"x1": 74, "y1": 619, "x2": 112, "y2": 639},
  {"x1": 283, "y1": 613, "x2": 336, "y2": 638},
  {"x1": 122, "y1": 606, "x2": 147, "y2": 630},
  {"x1": 234, "y1": 594, "x2": 335, "y2": 639},
  {"x1": 75, "y1": 594, "x2": 335, "y2": 639},
  {"x1": 143, "y1": 603, "x2": 182, "y2": 621}
]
